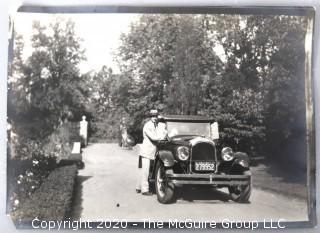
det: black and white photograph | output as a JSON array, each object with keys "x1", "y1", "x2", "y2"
[{"x1": 6, "y1": 4, "x2": 316, "y2": 229}]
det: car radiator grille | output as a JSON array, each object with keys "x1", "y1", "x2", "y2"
[
  {"x1": 191, "y1": 142, "x2": 216, "y2": 173},
  {"x1": 191, "y1": 142, "x2": 216, "y2": 161}
]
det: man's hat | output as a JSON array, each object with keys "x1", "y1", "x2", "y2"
[{"x1": 149, "y1": 109, "x2": 159, "y2": 116}]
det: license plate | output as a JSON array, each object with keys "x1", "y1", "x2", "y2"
[{"x1": 195, "y1": 162, "x2": 215, "y2": 171}]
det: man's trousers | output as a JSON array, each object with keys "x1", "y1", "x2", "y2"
[{"x1": 136, "y1": 156, "x2": 151, "y2": 193}]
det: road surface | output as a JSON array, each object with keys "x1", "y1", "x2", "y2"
[{"x1": 71, "y1": 143, "x2": 308, "y2": 222}]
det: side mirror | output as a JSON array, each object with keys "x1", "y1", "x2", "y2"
[{"x1": 210, "y1": 122, "x2": 219, "y2": 140}]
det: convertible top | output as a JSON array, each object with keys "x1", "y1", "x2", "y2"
[{"x1": 158, "y1": 115, "x2": 215, "y2": 123}]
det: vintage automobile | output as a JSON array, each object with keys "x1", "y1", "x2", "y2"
[{"x1": 148, "y1": 115, "x2": 251, "y2": 204}]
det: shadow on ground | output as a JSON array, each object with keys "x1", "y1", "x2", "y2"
[
  {"x1": 175, "y1": 186, "x2": 232, "y2": 204},
  {"x1": 251, "y1": 158, "x2": 307, "y2": 200},
  {"x1": 70, "y1": 176, "x2": 92, "y2": 220}
]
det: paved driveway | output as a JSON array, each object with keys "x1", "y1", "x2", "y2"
[{"x1": 71, "y1": 143, "x2": 308, "y2": 222}]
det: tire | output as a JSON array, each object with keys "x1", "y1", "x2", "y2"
[
  {"x1": 155, "y1": 162, "x2": 175, "y2": 204},
  {"x1": 228, "y1": 170, "x2": 252, "y2": 203}
]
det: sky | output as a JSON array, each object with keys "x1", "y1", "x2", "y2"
[
  {"x1": 14, "y1": 13, "x2": 139, "y2": 74},
  {"x1": 13, "y1": 12, "x2": 227, "y2": 75}
]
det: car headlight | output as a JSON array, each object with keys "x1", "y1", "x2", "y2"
[
  {"x1": 221, "y1": 147, "x2": 234, "y2": 161},
  {"x1": 239, "y1": 159, "x2": 249, "y2": 168},
  {"x1": 177, "y1": 146, "x2": 190, "y2": 161}
]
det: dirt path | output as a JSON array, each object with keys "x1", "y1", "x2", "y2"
[{"x1": 71, "y1": 143, "x2": 308, "y2": 222}]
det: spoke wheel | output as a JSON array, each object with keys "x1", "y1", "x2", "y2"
[
  {"x1": 228, "y1": 170, "x2": 252, "y2": 203},
  {"x1": 155, "y1": 162, "x2": 175, "y2": 204}
]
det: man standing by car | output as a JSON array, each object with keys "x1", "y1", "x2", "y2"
[{"x1": 136, "y1": 109, "x2": 166, "y2": 196}]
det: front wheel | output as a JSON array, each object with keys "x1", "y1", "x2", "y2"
[
  {"x1": 155, "y1": 162, "x2": 175, "y2": 204},
  {"x1": 228, "y1": 170, "x2": 252, "y2": 203}
]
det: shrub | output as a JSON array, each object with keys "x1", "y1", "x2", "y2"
[
  {"x1": 8, "y1": 122, "x2": 79, "y2": 214},
  {"x1": 7, "y1": 140, "x2": 57, "y2": 212},
  {"x1": 11, "y1": 165, "x2": 78, "y2": 222}
]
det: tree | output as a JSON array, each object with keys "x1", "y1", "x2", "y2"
[
  {"x1": 202, "y1": 15, "x2": 307, "y2": 153},
  {"x1": 97, "y1": 13, "x2": 308, "y2": 157},
  {"x1": 29, "y1": 21, "x2": 83, "y2": 114},
  {"x1": 8, "y1": 32, "x2": 27, "y2": 119},
  {"x1": 10, "y1": 18, "x2": 89, "y2": 138},
  {"x1": 118, "y1": 15, "x2": 179, "y2": 112},
  {"x1": 165, "y1": 15, "x2": 223, "y2": 115},
  {"x1": 262, "y1": 16, "x2": 308, "y2": 158},
  {"x1": 116, "y1": 14, "x2": 267, "y2": 148}
]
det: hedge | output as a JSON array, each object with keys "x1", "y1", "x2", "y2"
[
  {"x1": 11, "y1": 165, "x2": 78, "y2": 222},
  {"x1": 59, "y1": 153, "x2": 84, "y2": 169}
]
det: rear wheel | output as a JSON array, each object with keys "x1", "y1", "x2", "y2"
[
  {"x1": 228, "y1": 170, "x2": 251, "y2": 203},
  {"x1": 155, "y1": 162, "x2": 175, "y2": 204}
]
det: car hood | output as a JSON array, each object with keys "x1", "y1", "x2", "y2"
[{"x1": 169, "y1": 135, "x2": 214, "y2": 146}]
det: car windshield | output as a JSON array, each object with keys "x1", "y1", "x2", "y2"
[{"x1": 166, "y1": 122, "x2": 210, "y2": 138}]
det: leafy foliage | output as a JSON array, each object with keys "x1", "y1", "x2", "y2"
[
  {"x1": 94, "y1": 14, "x2": 308, "y2": 154},
  {"x1": 7, "y1": 140, "x2": 57, "y2": 211},
  {"x1": 7, "y1": 121, "x2": 79, "y2": 212},
  {"x1": 11, "y1": 165, "x2": 77, "y2": 221},
  {"x1": 10, "y1": 15, "x2": 308, "y2": 156},
  {"x1": 9, "y1": 19, "x2": 89, "y2": 134}
]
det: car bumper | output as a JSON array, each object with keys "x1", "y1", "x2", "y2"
[{"x1": 165, "y1": 170, "x2": 250, "y2": 186}]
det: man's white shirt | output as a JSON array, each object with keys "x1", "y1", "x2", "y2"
[{"x1": 140, "y1": 121, "x2": 167, "y2": 159}]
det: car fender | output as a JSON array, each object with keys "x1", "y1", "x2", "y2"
[
  {"x1": 149, "y1": 152, "x2": 174, "y2": 183},
  {"x1": 158, "y1": 150, "x2": 175, "y2": 167},
  {"x1": 231, "y1": 152, "x2": 250, "y2": 171}
]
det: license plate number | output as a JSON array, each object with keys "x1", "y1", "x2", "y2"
[{"x1": 195, "y1": 162, "x2": 215, "y2": 171}]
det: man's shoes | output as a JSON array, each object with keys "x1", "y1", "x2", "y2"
[
  {"x1": 142, "y1": 191, "x2": 153, "y2": 196},
  {"x1": 136, "y1": 189, "x2": 141, "y2": 193}
]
